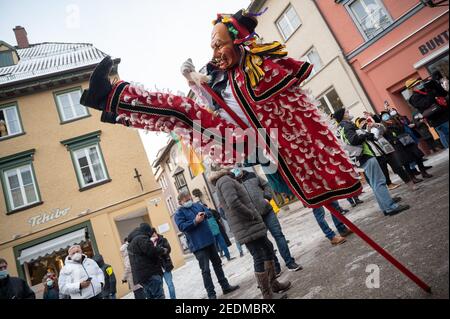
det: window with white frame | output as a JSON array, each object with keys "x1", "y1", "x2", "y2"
[
  {"x1": 55, "y1": 89, "x2": 88, "y2": 122},
  {"x1": 347, "y1": 0, "x2": 393, "y2": 40},
  {"x1": 276, "y1": 4, "x2": 302, "y2": 41},
  {"x1": 159, "y1": 175, "x2": 168, "y2": 190},
  {"x1": 4, "y1": 164, "x2": 40, "y2": 211},
  {"x1": 73, "y1": 145, "x2": 108, "y2": 187},
  {"x1": 174, "y1": 173, "x2": 189, "y2": 194},
  {"x1": 318, "y1": 88, "x2": 344, "y2": 115},
  {"x1": 166, "y1": 196, "x2": 176, "y2": 214},
  {"x1": 0, "y1": 104, "x2": 23, "y2": 139},
  {"x1": 301, "y1": 47, "x2": 323, "y2": 76}
]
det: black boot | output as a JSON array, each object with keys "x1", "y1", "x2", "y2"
[
  {"x1": 421, "y1": 170, "x2": 433, "y2": 179},
  {"x1": 79, "y1": 56, "x2": 113, "y2": 111},
  {"x1": 100, "y1": 111, "x2": 117, "y2": 124}
]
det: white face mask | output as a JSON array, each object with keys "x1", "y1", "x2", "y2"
[{"x1": 71, "y1": 253, "x2": 82, "y2": 262}]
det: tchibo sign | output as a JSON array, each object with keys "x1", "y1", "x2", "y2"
[{"x1": 28, "y1": 207, "x2": 71, "y2": 227}]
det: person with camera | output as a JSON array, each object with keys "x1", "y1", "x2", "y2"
[
  {"x1": 407, "y1": 77, "x2": 449, "y2": 149},
  {"x1": 334, "y1": 108, "x2": 410, "y2": 216},
  {"x1": 174, "y1": 191, "x2": 239, "y2": 299}
]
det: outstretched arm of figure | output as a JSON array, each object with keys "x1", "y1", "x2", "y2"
[{"x1": 103, "y1": 80, "x2": 252, "y2": 164}]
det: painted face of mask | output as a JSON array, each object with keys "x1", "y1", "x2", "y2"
[
  {"x1": 382, "y1": 114, "x2": 390, "y2": 122},
  {"x1": 46, "y1": 280, "x2": 54, "y2": 287},
  {"x1": 71, "y1": 253, "x2": 82, "y2": 262},
  {"x1": 182, "y1": 200, "x2": 193, "y2": 208},
  {"x1": 0, "y1": 270, "x2": 8, "y2": 279},
  {"x1": 231, "y1": 168, "x2": 241, "y2": 177}
]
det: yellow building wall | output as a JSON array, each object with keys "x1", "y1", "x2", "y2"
[{"x1": 0, "y1": 81, "x2": 159, "y2": 244}]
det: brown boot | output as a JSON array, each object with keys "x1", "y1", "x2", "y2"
[
  {"x1": 264, "y1": 260, "x2": 291, "y2": 293},
  {"x1": 255, "y1": 271, "x2": 287, "y2": 299},
  {"x1": 330, "y1": 235, "x2": 346, "y2": 245}
]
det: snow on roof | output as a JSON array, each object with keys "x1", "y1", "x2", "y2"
[{"x1": 0, "y1": 42, "x2": 109, "y2": 85}]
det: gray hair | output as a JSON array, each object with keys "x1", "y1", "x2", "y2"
[{"x1": 177, "y1": 190, "x2": 191, "y2": 202}]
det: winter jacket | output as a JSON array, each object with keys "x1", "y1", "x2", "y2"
[
  {"x1": 58, "y1": 255, "x2": 104, "y2": 299},
  {"x1": 154, "y1": 235, "x2": 174, "y2": 272},
  {"x1": 120, "y1": 243, "x2": 142, "y2": 291},
  {"x1": 127, "y1": 228, "x2": 166, "y2": 285},
  {"x1": 93, "y1": 255, "x2": 117, "y2": 298},
  {"x1": 43, "y1": 286, "x2": 59, "y2": 299},
  {"x1": 210, "y1": 209, "x2": 232, "y2": 247},
  {"x1": 206, "y1": 211, "x2": 221, "y2": 236},
  {"x1": 210, "y1": 170, "x2": 267, "y2": 244},
  {"x1": 409, "y1": 86, "x2": 449, "y2": 127},
  {"x1": 0, "y1": 276, "x2": 35, "y2": 299},
  {"x1": 338, "y1": 120, "x2": 375, "y2": 165},
  {"x1": 237, "y1": 170, "x2": 273, "y2": 216},
  {"x1": 174, "y1": 202, "x2": 215, "y2": 253}
]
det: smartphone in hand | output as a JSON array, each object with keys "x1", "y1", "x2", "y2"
[{"x1": 86, "y1": 277, "x2": 92, "y2": 281}]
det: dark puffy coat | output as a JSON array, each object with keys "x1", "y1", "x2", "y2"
[
  {"x1": 93, "y1": 255, "x2": 117, "y2": 298},
  {"x1": 409, "y1": 82, "x2": 449, "y2": 127},
  {"x1": 210, "y1": 170, "x2": 267, "y2": 244},
  {"x1": 174, "y1": 202, "x2": 215, "y2": 253},
  {"x1": 0, "y1": 276, "x2": 35, "y2": 299},
  {"x1": 127, "y1": 228, "x2": 165, "y2": 284},
  {"x1": 154, "y1": 235, "x2": 174, "y2": 272},
  {"x1": 382, "y1": 121, "x2": 424, "y2": 165},
  {"x1": 237, "y1": 170, "x2": 273, "y2": 216}
]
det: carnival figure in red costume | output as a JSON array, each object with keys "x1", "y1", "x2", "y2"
[{"x1": 80, "y1": 8, "x2": 430, "y2": 293}]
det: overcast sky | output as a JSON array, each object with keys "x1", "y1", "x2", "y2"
[{"x1": 0, "y1": 0, "x2": 251, "y2": 163}]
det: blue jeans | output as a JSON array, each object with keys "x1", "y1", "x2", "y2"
[
  {"x1": 362, "y1": 157, "x2": 398, "y2": 213},
  {"x1": 142, "y1": 275, "x2": 165, "y2": 299},
  {"x1": 245, "y1": 236, "x2": 275, "y2": 272},
  {"x1": 435, "y1": 122, "x2": 449, "y2": 149},
  {"x1": 263, "y1": 210, "x2": 295, "y2": 267},
  {"x1": 236, "y1": 241, "x2": 243, "y2": 254},
  {"x1": 214, "y1": 234, "x2": 231, "y2": 260},
  {"x1": 193, "y1": 244, "x2": 230, "y2": 299},
  {"x1": 313, "y1": 201, "x2": 348, "y2": 240},
  {"x1": 163, "y1": 271, "x2": 176, "y2": 299}
]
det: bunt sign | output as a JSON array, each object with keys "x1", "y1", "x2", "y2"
[{"x1": 418, "y1": 29, "x2": 449, "y2": 55}]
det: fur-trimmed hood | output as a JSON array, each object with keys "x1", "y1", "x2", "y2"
[{"x1": 209, "y1": 169, "x2": 232, "y2": 186}]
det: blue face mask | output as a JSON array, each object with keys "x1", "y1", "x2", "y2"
[
  {"x1": 182, "y1": 200, "x2": 193, "y2": 208},
  {"x1": 0, "y1": 270, "x2": 8, "y2": 280},
  {"x1": 47, "y1": 280, "x2": 54, "y2": 287},
  {"x1": 382, "y1": 114, "x2": 390, "y2": 122},
  {"x1": 231, "y1": 168, "x2": 241, "y2": 177}
]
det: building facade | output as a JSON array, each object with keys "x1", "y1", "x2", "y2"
[
  {"x1": 248, "y1": 0, "x2": 374, "y2": 117},
  {"x1": 0, "y1": 27, "x2": 184, "y2": 298},
  {"x1": 315, "y1": 0, "x2": 449, "y2": 116}
]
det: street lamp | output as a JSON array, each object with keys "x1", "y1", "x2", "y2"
[{"x1": 420, "y1": 0, "x2": 449, "y2": 7}]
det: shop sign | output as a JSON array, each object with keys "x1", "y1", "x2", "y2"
[
  {"x1": 418, "y1": 30, "x2": 449, "y2": 56},
  {"x1": 28, "y1": 207, "x2": 71, "y2": 227},
  {"x1": 158, "y1": 223, "x2": 170, "y2": 234}
]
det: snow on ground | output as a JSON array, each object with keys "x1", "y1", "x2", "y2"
[{"x1": 123, "y1": 149, "x2": 449, "y2": 299}]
